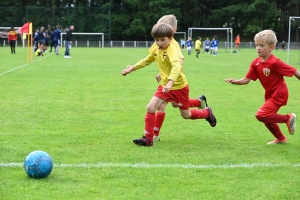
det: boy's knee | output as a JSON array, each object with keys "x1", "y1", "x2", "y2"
[
  {"x1": 180, "y1": 112, "x2": 190, "y2": 119},
  {"x1": 181, "y1": 114, "x2": 189, "y2": 119},
  {"x1": 146, "y1": 105, "x2": 156, "y2": 113},
  {"x1": 255, "y1": 114, "x2": 264, "y2": 122},
  {"x1": 170, "y1": 101, "x2": 178, "y2": 108}
]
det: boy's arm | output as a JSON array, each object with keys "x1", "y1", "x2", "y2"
[
  {"x1": 294, "y1": 70, "x2": 300, "y2": 80},
  {"x1": 122, "y1": 53, "x2": 155, "y2": 76},
  {"x1": 224, "y1": 77, "x2": 251, "y2": 85}
]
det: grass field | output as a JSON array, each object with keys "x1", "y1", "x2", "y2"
[{"x1": 1, "y1": 46, "x2": 300, "y2": 200}]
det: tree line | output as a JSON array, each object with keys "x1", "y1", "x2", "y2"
[{"x1": 0, "y1": 0, "x2": 300, "y2": 41}]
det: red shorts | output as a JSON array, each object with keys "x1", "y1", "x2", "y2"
[
  {"x1": 154, "y1": 85, "x2": 189, "y2": 110},
  {"x1": 256, "y1": 99, "x2": 281, "y2": 118}
]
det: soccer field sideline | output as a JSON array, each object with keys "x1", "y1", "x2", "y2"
[
  {"x1": 0, "y1": 53, "x2": 53, "y2": 77},
  {"x1": 2, "y1": 162, "x2": 300, "y2": 169}
]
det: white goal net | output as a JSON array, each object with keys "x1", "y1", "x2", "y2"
[
  {"x1": 61, "y1": 32, "x2": 104, "y2": 48},
  {"x1": 188, "y1": 27, "x2": 233, "y2": 53}
]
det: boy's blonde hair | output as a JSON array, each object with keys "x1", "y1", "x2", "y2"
[
  {"x1": 254, "y1": 30, "x2": 277, "y2": 45},
  {"x1": 151, "y1": 23, "x2": 174, "y2": 39},
  {"x1": 157, "y1": 14, "x2": 177, "y2": 29}
]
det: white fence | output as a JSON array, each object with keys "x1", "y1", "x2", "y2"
[{"x1": 1, "y1": 39, "x2": 300, "y2": 49}]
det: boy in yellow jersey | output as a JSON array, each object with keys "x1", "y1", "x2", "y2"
[
  {"x1": 195, "y1": 36, "x2": 201, "y2": 58},
  {"x1": 149, "y1": 15, "x2": 208, "y2": 142},
  {"x1": 35, "y1": 44, "x2": 44, "y2": 57},
  {"x1": 122, "y1": 23, "x2": 217, "y2": 146}
]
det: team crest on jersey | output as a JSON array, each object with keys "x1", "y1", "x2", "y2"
[
  {"x1": 263, "y1": 68, "x2": 270, "y2": 76},
  {"x1": 163, "y1": 52, "x2": 167, "y2": 59}
]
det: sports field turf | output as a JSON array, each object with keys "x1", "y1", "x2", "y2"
[{"x1": 0, "y1": 46, "x2": 300, "y2": 199}]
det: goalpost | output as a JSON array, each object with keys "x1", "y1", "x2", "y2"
[
  {"x1": 174, "y1": 32, "x2": 186, "y2": 42},
  {"x1": 188, "y1": 27, "x2": 233, "y2": 53},
  {"x1": 61, "y1": 32, "x2": 104, "y2": 48},
  {"x1": 287, "y1": 16, "x2": 300, "y2": 64}
]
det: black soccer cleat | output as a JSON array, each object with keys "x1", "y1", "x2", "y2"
[
  {"x1": 205, "y1": 107, "x2": 216, "y2": 127},
  {"x1": 198, "y1": 94, "x2": 208, "y2": 109},
  {"x1": 133, "y1": 136, "x2": 153, "y2": 146}
]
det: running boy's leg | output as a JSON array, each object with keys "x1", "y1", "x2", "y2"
[
  {"x1": 133, "y1": 96, "x2": 167, "y2": 146},
  {"x1": 154, "y1": 95, "x2": 208, "y2": 141},
  {"x1": 255, "y1": 99, "x2": 296, "y2": 144},
  {"x1": 168, "y1": 85, "x2": 216, "y2": 126}
]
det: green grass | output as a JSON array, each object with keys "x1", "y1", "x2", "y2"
[{"x1": 1, "y1": 46, "x2": 300, "y2": 199}]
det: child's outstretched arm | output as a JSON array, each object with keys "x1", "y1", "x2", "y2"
[
  {"x1": 121, "y1": 65, "x2": 135, "y2": 76},
  {"x1": 294, "y1": 70, "x2": 300, "y2": 80},
  {"x1": 224, "y1": 77, "x2": 251, "y2": 85}
]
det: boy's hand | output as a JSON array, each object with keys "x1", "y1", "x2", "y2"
[
  {"x1": 162, "y1": 80, "x2": 174, "y2": 93},
  {"x1": 122, "y1": 65, "x2": 134, "y2": 76},
  {"x1": 156, "y1": 74, "x2": 161, "y2": 83},
  {"x1": 224, "y1": 78, "x2": 236, "y2": 83}
]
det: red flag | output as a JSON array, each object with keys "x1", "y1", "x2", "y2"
[{"x1": 18, "y1": 22, "x2": 30, "y2": 33}]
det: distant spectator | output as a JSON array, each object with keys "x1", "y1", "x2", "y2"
[
  {"x1": 180, "y1": 38, "x2": 185, "y2": 49},
  {"x1": 64, "y1": 25, "x2": 74, "y2": 58},
  {"x1": 8, "y1": 26, "x2": 17, "y2": 54},
  {"x1": 234, "y1": 34, "x2": 240, "y2": 52},
  {"x1": 282, "y1": 40, "x2": 286, "y2": 52}
]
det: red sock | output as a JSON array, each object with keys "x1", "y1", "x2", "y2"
[
  {"x1": 144, "y1": 112, "x2": 155, "y2": 140},
  {"x1": 154, "y1": 112, "x2": 165, "y2": 136},
  {"x1": 256, "y1": 114, "x2": 289, "y2": 124},
  {"x1": 189, "y1": 99, "x2": 200, "y2": 107},
  {"x1": 264, "y1": 123, "x2": 286, "y2": 140},
  {"x1": 190, "y1": 109, "x2": 208, "y2": 119}
]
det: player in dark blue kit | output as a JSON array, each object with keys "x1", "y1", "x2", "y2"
[
  {"x1": 39, "y1": 27, "x2": 46, "y2": 52},
  {"x1": 33, "y1": 29, "x2": 40, "y2": 52},
  {"x1": 212, "y1": 35, "x2": 219, "y2": 56},
  {"x1": 49, "y1": 29, "x2": 55, "y2": 52},
  {"x1": 52, "y1": 25, "x2": 61, "y2": 55},
  {"x1": 186, "y1": 37, "x2": 193, "y2": 55}
]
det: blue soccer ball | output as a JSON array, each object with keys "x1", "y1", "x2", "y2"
[{"x1": 24, "y1": 150, "x2": 53, "y2": 178}]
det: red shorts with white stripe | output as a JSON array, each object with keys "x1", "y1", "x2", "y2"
[{"x1": 154, "y1": 85, "x2": 189, "y2": 110}]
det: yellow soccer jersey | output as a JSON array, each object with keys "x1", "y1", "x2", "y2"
[
  {"x1": 35, "y1": 48, "x2": 43, "y2": 56},
  {"x1": 133, "y1": 43, "x2": 188, "y2": 90},
  {"x1": 149, "y1": 38, "x2": 184, "y2": 60},
  {"x1": 195, "y1": 40, "x2": 201, "y2": 50}
]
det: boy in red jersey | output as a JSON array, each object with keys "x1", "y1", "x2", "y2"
[
  {"x1": 225, "y1": 30, "x2": 300, "y2": 144},
  {"x1": 122, "y1": 23, "x2": 217, "y2": 146},
  {"x1": 8, "y1": 27, "x2": 17, "y2": 54}
]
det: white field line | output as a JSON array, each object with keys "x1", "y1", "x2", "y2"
[
  {"x1": 0, "y1": 53, "x2": 53, "y2": 77},
  {"x1": 1, "y1": 162, "x2": 300, "y2": 169}
]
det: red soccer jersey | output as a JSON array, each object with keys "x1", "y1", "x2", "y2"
[
  {"x1": 8, "y1": 30, "x2": 17, "y2": 42},
  {"x1": 246, "y1": 54, "x2": 296, "y2": 105}
]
